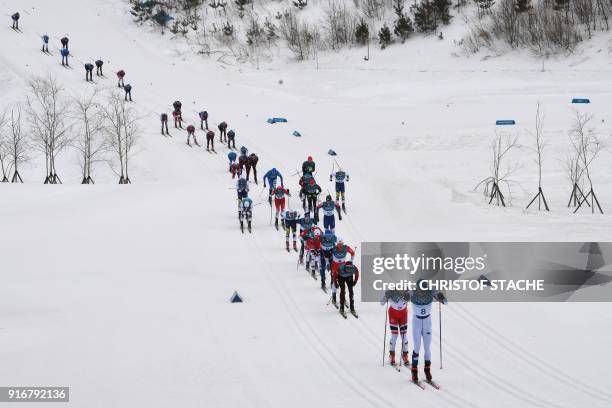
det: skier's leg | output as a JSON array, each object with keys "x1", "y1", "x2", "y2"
[
  {"x1": 412, "y1": 318, "x2": 423, "y2": 371},
  {"x1": 388, "y1": 309, "x2": 399, "y2": 363},
  {"x1": 423, "y1": 316, "x2": 432, "y2": 362},
  {"x1": 339, "y1": 276, "x2": 347, "y2": 310},
  {"x1": 319, "y1": 251, "x2": 326, "y2": 282},
  {"x1": 400, "y1": 310, "x2": 409, "y2": 364},
  {"x1": 348, "y1": 278, "x2": 354, "y2": 310}
]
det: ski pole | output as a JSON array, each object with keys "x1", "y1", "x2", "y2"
[
  {"x1": 439, "y1": 302, "x2": 443, "y2": 370},
  {"x1": 326, "y1": 293, "x2": 334, "y2": 306},
  {"x1": 382, "y1": 301, "x2": 388, "y2": 367}
]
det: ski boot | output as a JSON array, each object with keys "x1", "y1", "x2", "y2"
[
  {"x1": 299, "y1": 254, "x2": 304, "y2": 264},
  {"x1": 247, "y1": 221, "x2": 252, "y2": 233},
  {"x1": 411, "y1": 366, "x2": 419, "y2": 382},
  {"x1": 268, "y1": 195, "x2": 272, "y2": 206},
  {"x1": 331, "y1": 293, "x2": 337, "y2": 307},
  {"x1": 240, "y1": 221, "x2": 244, "y2": 233},
  {"x1": 285, "y1": 241, "x2": 290, "y2": 252},
  {"x1": 402, "y1": 352, "x2": 410, "y2": 366},
  {"x1": 293, "y1": 241, "x2": 298, "y2": 252},
  {"x1": 389, "y1": 351, "x2": 396, "y2": 366},
  {"x1": 275, "y1": 217, "x2": 279, "y2": 230},
  {"x1": 321, "y1": 279, "x2": 326, "y2": 291},
  {"x1": 424, "y1": 360, "x2": 432, "y2": 381}
]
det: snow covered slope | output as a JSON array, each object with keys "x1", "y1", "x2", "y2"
[{"x1": 1, "y1": 1, "x2": 612, "y2": 407}]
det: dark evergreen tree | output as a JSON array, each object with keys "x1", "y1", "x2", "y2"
[
  {"x1": 378, "y1": 24, "x2": 392, "y2": 49},
  {"x1": 394, "y1": 14, "x2": 414, "y2": 42},
  {"x1": 433, "y1": 0, "x2": 452, "y2": 25},
  {"x1": 515, "y1": 0, "x2": 531, "y2": 13},
  {"x1": 412, "y1": 1, "x2": 438, "y2": 33},
  {"x1": 355, "y1": 18, "x2": 370, "y2": 45}
]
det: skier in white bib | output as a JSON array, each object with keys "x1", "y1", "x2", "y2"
[{"x1": 410, "y1": 279, "x2": 447, "y2": 383}]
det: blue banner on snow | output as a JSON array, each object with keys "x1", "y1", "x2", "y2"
[
  {"x1": 267, "y1": 117, "x2": 288, "y2": 124},
  {"x1": 496, "y1": 120, "x2": 516, "y2": 126},
  {"x1": 572, "y1": 98, "x2": 590, "y2": 104}
]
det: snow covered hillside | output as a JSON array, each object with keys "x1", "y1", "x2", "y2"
[{"x1": 1, "y1": 0, "x2": 612, "y2": 407}]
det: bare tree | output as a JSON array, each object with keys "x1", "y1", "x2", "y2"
[
  {"x1": 525, "y1": 102, "x2": 549, "y2": 210},
  {"x1": 73, "y1": 90, "x2": 107, "y2": 184},
  {"x1": 9, "y1": 107, "x2": 28, "y2": 183},
  {"x1": 25, "y1": 76, "x2": 73, "y2": 184},
  {"x1": 474, "y1": 131, "x2": 521, "y2": 206},
  {"x1": 568, "y1": 111, "x2": 603, "y2": 213},
  {"x1": 101, "y1": 92, "x2": 140, "y2": 184},
  {"x1": 0, "y1": 109, "x2": 10, "y2": 182}
]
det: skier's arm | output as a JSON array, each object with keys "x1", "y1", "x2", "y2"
[
  {"x1": 329, "y1": 172, "x2": 334, "y2": 182},
  {"x1": 347, "y1": 246, "x2": 356, "y2": 260},
  {"x1": 346, "y1": 174, "x2": 350, "y2": 182},
  {"x1": 279, "y1": 173, "x2": 284, "y2": 187},
  {"x1": 353, "y1": 267, "x2": 360, "y2": 285},
  {"x1": 379, "y1": 291, "x2": 389, "y2": 305}
]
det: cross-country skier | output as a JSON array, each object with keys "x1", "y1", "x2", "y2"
[
  {"x1": 247, "y1": 153, "x2": 258, "y2": 184},
  {"x1": 271, "y1": 186, "x2": 290, "y2": 230},
  {"x1": 263, "y1": 168, "x2": 284, "y2": 206},
  {"x1": 227, "y1": 130, "x2": 236, "y2": 149},
  {"x1": 380, "y1": 290, "x2": 411, "y2": 366},
  {"x1": 410, "y1": 279, "x2": 447, "y2": 383},
  {"x1": 301, "y1": 177, "x2": 322, "y2": 213},
  {"x1": 238, "y1": 150, "x2": 248, "y2": 174},
  {"x1": 11, "y1": 13, "x2": 19, "y2": 30},
  {"x1": 172, "y1": 109, "x2": 182, "y2": 129},
  {"x1": 60, "y1": 48, "x2": 69, "y2": 66},
  {"x1": 299, "y1": 173, "x2": 314, "y2": 210},
  {"x1": 228, "y1": 151, "x2": 237, "y2": 171},
  {"x1": 95, "y1": 59, "x2": 103, "y2": 76},
  {"x1": 236, "y1": 176, "x2": 249, "y2": 203},
  {"x1": 302, "y1": 156, "x2": 316, "y2": 175},
  {"x1": 41, "y1": 35, "x2": 49, "y2": 52},
  {"x1": 282, "y1": 209, "x2": 299, "y2": 252},
  {"x1": 239, "y1": 196, "x2": 253, "y2": 233},
  {"x1": 160, "y1": 113, "x2": 169, "y2": 135},
  {"x1": 173, "y1": 100, "x2": 182, "y2": 115},
  {"x1": 206, "y1": 130, "x2": 215, "y2": 151},
  {"x1": 60, "y1": 36, "x2": 69, "y2": 51},
  {"x1": 301, "y1": 225, "x2": 323, "y2": 279},
  {"x1": 316, "y1": 194, "x2": 342, "y2": 231},
  {"x1": 186, "y1": 125, "x2": 198, "y2": 146},
  {"x1": 198, "y1": 111, "x2": 208, "y2": 130},
  {"x1": 124, "y1": 84, "x2": 132, "y2": 101},
  {"x1": 330, "y1": 241, "x2": 355, "y2": 307},
  {"x1": 297, "y1": 211, "x2": 316, "y2": 264},
  {"x1": 218, "y1": 121, "x2": 227, "y2": 142},
  {"x1": 84, "y1": 63, "x2": 94, "y2": 82},
  {"x1": 116, "y1": 70, "x2": 125, "y2": 87},
  {"x1": 335, "y1": 261, "x2": 359, "y2": 317},
  {"x1": 230, "y1": 162, "x2": 242, "y2": 179},
  {"x1": 319, "y1": 229, "x2": 337, "y2": 290},
  {"x1": 330, "y1": 168, "x2": 349, "y2": 212}
]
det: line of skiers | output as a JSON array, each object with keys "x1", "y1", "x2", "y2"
[
  {"x1": 160, "y1": 101, "x2": 236, "y2": 152},
  {"x1": 229, "y1": 152, "x2": 357, "y2": 316},
  {"x1": 17, "y1": 22, "x2": 133, "y2": 100}
]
